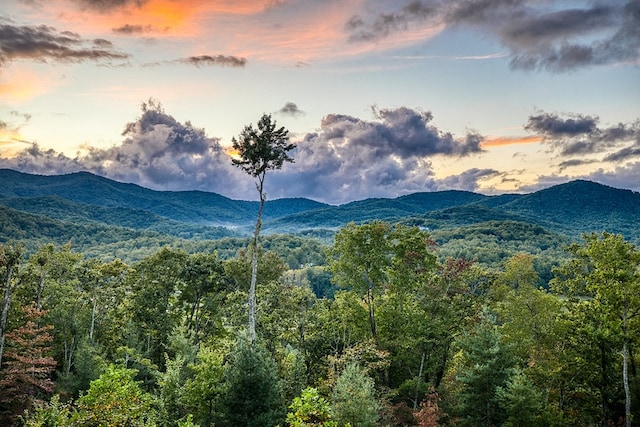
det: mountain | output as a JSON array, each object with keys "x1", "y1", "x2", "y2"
[
  {"x1": 1, "y1": 169, "x2": 639, "y2": 266},
  {"x1": 0, "y1": 169, "x2": 328, "y2": 227}
]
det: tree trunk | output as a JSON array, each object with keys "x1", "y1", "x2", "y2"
[
  {"x1": 623, "y1": 314, "x2": 631, "y2": 427},
  {"x1": 413, "y1": 351, "x2": 426, "y2": 410},
  {"x1": 248, "y1": 180, "x2": 266, "y2": 343},
  {"x1": 36, "y1": 271, "x2": 46, "y2": 310},
  {"x1": 623, "y1": 340, "x2": 631, "y2": 427},
  {"x1": 367, "y1": 287, "x2": 377, "y2": 343},
  {"x1": 89, "y1": 294, "x2": 97, "y2": 341},
  {"x1": 0, "y1": 263, "x2": 17, "y2": 368}
]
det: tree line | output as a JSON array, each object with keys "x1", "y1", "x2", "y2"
[{"x1": 0, "y1": 224, "x2": 639, "y2": 426}]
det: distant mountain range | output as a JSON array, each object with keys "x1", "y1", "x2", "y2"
[{"x1": 1, "y1": 168, "x2": 639, "y2": 267}]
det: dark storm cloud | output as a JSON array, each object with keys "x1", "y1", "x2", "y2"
[
  {"x1": 525, "y1": 111, "x2": 640, "y2": 158},
  {"x1": 267, "y1": 107, "x2": 484, "y2": 203},
  {"x1": 0, "y1": 143, "x2": 87, "y2": 175},
  {"x1": 176, "y1": 55, "x2": 247, "y2": 68},
  {"x1": 471, "y1": 0, "x2": 639, "y2": 71},
  {"x1": 583, "y1": 162, "x2": 640, "y2": 192},
  {"x1": 278, "y1": 102, "x2": 304, "y2": 117},
  {"x1": 0, "y1": 23, "x2": 129, "y2": 65},
  {"x1": 346, "y1": 1, "x2": 438, "y2": 42},
  {"x1": 112, "y1": 24, "x2": 155, "y2": 35},
  {"x1": 435, "y1": 168, "x2": 501, "y2": 192},
  {"x1": 557, "y1": 158, "x2": 598, "y2": 171},
  {"x1": 603, "y1": 146, "x2": 640, "y2": 162},
  {"x1": 349, "y1": 0, "x2": 639, "y2": 72},
  {"x1": 525, "y1": 113, "x2": 598, "y2": 137},
  {"x1": 72, "y1": 0, "x2": 148, "y2": 13}
]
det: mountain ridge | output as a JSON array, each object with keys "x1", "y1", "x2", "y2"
[{"x1": 1, "y1": 169, "x2": 639, "y2": 263}]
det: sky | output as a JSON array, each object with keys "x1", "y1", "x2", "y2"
[{"x1": 1, "y1": 0, "x2": 639, "y2": 205}]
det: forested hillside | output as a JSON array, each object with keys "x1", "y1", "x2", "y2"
[
  {"x1": 1, "y1": 169, "x2": 639, "y2": 267},
  {"x1": 1, "y1": 169, "x2": 640, "y2": 425},
  {"x1": 1, "y1": 227, "x2": 639, "y2": 426}
]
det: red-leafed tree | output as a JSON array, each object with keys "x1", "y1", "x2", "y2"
[{"x1": 0, "y1": 304, "x2": 57, "y2": 424}]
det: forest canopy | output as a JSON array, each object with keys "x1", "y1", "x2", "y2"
[{"x1": 1, "y1": 223, "x2": 639, "y2": 426}]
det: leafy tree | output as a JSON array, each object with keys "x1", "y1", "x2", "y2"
[
  {"x1": 231, "y1": 113, "x2": 295, "y2": 342},
  {"x1": 57, "y1": 336, "x2": 106, "y2": 398},
  {"x1": 286, "y1": 387, "x2": 337, "y2": 427},
  {"x1": 219, "y1": 333, "x2": 285, "y2": 426},
  {"x1": 331, "y1": 362, "x2": 380, "y2": 427},
  {"x1": 454, "y1": 309, "x2": 516, "y2": 427},
  {"x1": 277, "y1": 345, "x2": 308, "y2": 405},
  {"x1": 552, "y1": 232, "x2": 640, "y2": 427},
  {"x1": 72, "y1": 364, "x2": 157, "y2": 426},
  {"x1": 179, "y1": 252, "x2": 229, "y2": 343},
  {"x1": 496, "y1": 369, "x2": 544, "y2": 427},
  {"x1": 0, "y1": 304, "x2": 56, "y2": 425},
  {"x1": 181, "y1": 344, "x2": 226, "y2": 427},
  {"x1": 328, "y1": 221, "x2": 392, "y2": 342},
  {"x1": 18, "y1": 245, "x2": 87, "y2": 381},
  {"x1": 128, "y1": 247, "x2": 188, "y2": 368},
  {"x1": 491, "y1": 255, "x2": 566, "y2": 423},
  {"x1": 21, "y1": 394, "x2": 73, "y2": 427}
]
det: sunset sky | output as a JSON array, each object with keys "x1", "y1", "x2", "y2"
[{"x1": 1, "y1": 0, "x2": 639, "y2": 204}]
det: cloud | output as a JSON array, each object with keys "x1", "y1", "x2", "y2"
[
  {"x1": 0, "y1": 104, "x2": 489, "y2": 204},
  {"x1": 435, "y1": 168, "x2": 501, "y2": 192},
  {"x1": 0, "y1": 22, "x2": 129, "y2": 65},
  {"x1": 520, "y1": 160, "x2": 640, "y2": 194},
  {"x1": 481, "y1": 135, "x2": 541, "y2": 148},
  {"x1": 603, "y1": 146, "x2": 640, "y2": 162},
  {"x1": 176, "y1": 55, "x2": 247, "y2": 68},
  {"x1": 525, "y1": 112, "x2": 598, "y2": 137},
  {"x1": 525, "y1": 111, "x2": 640, "y2": 157},
  {"x1": 346, "y1": 1, "x2": 438, "y2": 43},
  {"x1": 266, "y1": 106, "x2": 484, "y2": 203},
  {"x1": 277, "y1": 102, "x2": 304, "y2": 117},
  {"x1": 145, "y1": 55, "x2": 247, "y2": 68},
  {"x1": 347, "y1": 0, "x2": 639, "y2": 72},
  {"x1": 71, "y1": 0, "x2": 149, "y2": 13},
  {"x1": 582, "y1": 162, "x2": 640, "y2": 192},
  {"x1": 112, "y1": 24, "x2": 156, "y2": 34},
  {"x1": 557, "y1": 158, "x2": 598, "y2": 171},
  {"x1": 446, "y1": 0, "x2": 640, "y2": 71},
  {"x1": 0, "y1": 100, "x2": 251, "y2": 197},
  {"x1": 0, "y1": 110, "x2": 33, "y2": 156}
]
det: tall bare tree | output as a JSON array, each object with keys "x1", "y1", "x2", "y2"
[{"x1": 231, "y1": 113, "x2": 294, "y2": 342}]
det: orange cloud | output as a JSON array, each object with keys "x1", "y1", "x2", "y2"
[
  {"x1": 0, "y1": 127, "x2": 31, "y2": 158},
  {"x1": 481, "y1": 135, "x2": 542, "y2": 148},
  {"x1": 53, "y1": 0, "x2": 270, "y2": 37}
]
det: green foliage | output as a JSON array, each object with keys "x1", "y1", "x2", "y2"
[
  {"x1": 551, "y1": 232, "x2": 640, "y2": 425},
  {"x1": 453, "y1": 310, "x2": 516, "y2": 427},
  {"x1": 331, "y1": 363, "x2": 380, "y2": 427},
  {"x1": 56, "y1": 337, "x2": 106, "y2": 398},
  {"x1": 219, "y1": 333, "x2": 285, "y2": 426},
  {"x1": 231, "y1": 113, "x2": 295, "y2": 180},
  {"x1": 73, "y1": 364, "x2": 157, "y2": 426},
  {"x1": 277, "y1": 345, "x2": 308, "y2": 404},
  {"x1": 21, "y1": 394, "x2": 72, "y2": 427},
  {"x1": 181, "y1": 344, "x2": 226, "y2": 427},
  {"x1": 2, "y1": 204, "x2": 640, "y2": 427},
  {"x1": 286, "y1": 387, "x2": 337, "y2": 427},
  {"x1": 496, "y1": 369, "x2": 544, "y2": 427}
]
